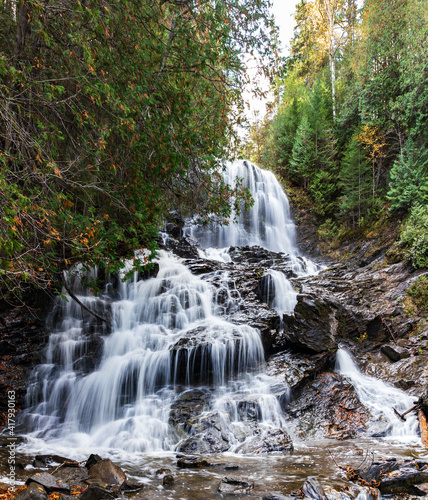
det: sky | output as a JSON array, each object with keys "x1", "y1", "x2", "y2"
[
  {"x1": 271, "y1": 0, "x2": 300, "y2": 57},
  {"x1": 244, "y1": 0, "x2": 300, "y2": 124}
]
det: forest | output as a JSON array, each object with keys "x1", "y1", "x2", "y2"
[{"x1": 244, "y1": 0, "x2": 428, "y2": 269}]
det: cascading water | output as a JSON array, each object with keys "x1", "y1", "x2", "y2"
[
  {"x1": 187, "y1": 160, "x2": 298, "y2": 253},
  {"x1": 335, "y1": 349, "x2": 420, "y2": 442},
  {"x1": 19, "y1": 160, "x2": 420, "y2": 466}
]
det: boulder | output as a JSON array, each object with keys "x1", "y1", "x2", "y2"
[
  {"x1": 163, "y1": 474, "x2": 174, "y2": 486},
  {"x1": 262, "y1": 492, "x2": 292, "y2": 500},
  {"x1": 88, "y1": 459, "x2": 126, "y2": 487},
  {"x1": 176, "y1": 411, "x2": 230, "y2": 454},
  {"x1": 53, "y1": 464, "x2": 90, "y2": 491},
  {"x1": 234, "y1": 427, "x2": 293, "y2": 454},
  {"x1": 381, "y1": 344, "x2": 411, "y2": 362},
  {"x1": 26, "y1": 472, "x2": 70, "y2": 494},
  {"x1": 85, "y1": 454, "x2": 102, "y2": 470},
  {"x1": 217, "y1": 476, "x2": 254, "y2": 495},
  {"x1": 302, "y1": 477, "x2": 327, "y2": 500},
  {"x1": 79, "y1": 484, "x2": 115, "y2": 500},
  {"x1": 354, "y1": 459, "x2": 428, "y2": 496},
  {"x1": 280, "y1": 294, "x2": 344, "y2": 353},
  {"x1": 14, "y1": 482, "x2": 49, "y2": 500}
]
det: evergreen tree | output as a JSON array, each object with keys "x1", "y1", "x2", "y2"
[
  {"x1": 339, "y1": 135, "x2": 372, "y2": 224},
  {"x1": 387, "y1": 141, "x2": 428, "y2": 212}
]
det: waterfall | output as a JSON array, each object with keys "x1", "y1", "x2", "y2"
[
  {"x1": 335, "y1": 349, "x2": 419, "y2": 442},
  {"x1": 186, "y1": 160, "x2": 298, "y2": 254},
  {"x1": 20, "y1": 160, "x2": 301, "y2": 457}
]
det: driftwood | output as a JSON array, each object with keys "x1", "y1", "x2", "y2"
[
  {"x1": 393, "y1": 405, "x2": 418, "y2": 421},
  {"x1": 394, "y1": 403, "x2": 428, "y2": 447},
  {"x1": 418, "y1": 410, "x2": 428, "y2": 447},
  {"x1": 62, "y1": 271, "x2": 107, "y2": 323}
]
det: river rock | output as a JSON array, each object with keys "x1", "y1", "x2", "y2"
[
  {"x1": 163, "y1": 474, "x2": 174, "y2": 486},
  {"x1": 263, "y1": 492, "x2": 293, "y2": 500},
  {"x1": 79, "y1": 483, "x2": 115, "y2": 500},
  {"x1": 26, "y1": 471, "x2": 70, "y2": 494},
  {"x1": 176, "y1": 410, "x2": 230, "y2": 453},
  {"x1": 88, "y1": 459, "x2": 126, "y2": 487},
  {"x1": 14, "y1": 482, "x2": 49, "y2": 500},
  {"x1": 234, "y1": 427, "x2": 293, "y2": 454},
  {"x1": 302, "y1": 477, "x2": 327, "y2": 500},
  {"x1": 53, "y1": 464, "x2": 90, "y2": 491},
  {"x1": 177, "y1": 456, "x2": 211, "y2": 468},
  {"x1": 354, "y1": 459, "x2": 428, "y2": 495},
  {"x1": 217, "y1": 476, "x2": 254, "y2": 495}
]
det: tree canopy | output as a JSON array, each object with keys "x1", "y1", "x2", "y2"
[
  {"x1": 244, "y1": 0, "x2": 428, "y2": 266},
  {"x1": 0, "y1": 0, "x2": 278, "y2": 299}
]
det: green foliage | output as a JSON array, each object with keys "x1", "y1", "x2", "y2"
[
  {"x1": 387, "y1": 141, "x2": 428, "y2": 212},
  {"x1": 407, "y1": 276, "x2": 428, "y2": 313},
  {"x1": 400, "y1": 205, "x2": 428, "y2": 269},
  {"x1": 339, "y1": 134, "x2": 372, "y2": 224},
  {"x1": 0, "y1": 0, "x2": 278, "y2": 298}
]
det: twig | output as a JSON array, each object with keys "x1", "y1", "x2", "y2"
[
  {"x1": 380, "y1": 315, "x2": 397, "y2": 344},
  {"x1": 62, "y1": 271, "x2": 107, "y2": 323}
]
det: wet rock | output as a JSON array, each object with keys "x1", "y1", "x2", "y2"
[
  {"x1": 266, "y1": 351, "x2": 332, "y2": 393},
  {"x1": 256, "y1": 274, "x2": 276, "y2": 304},
  {"x1": 287, "y1": 372, "x2": 370, "y2": 440},
  {"x1": 381, "y1": 344, "x2": 411, "y2": 362},
  {"x1": 26, "y1": 471, "x2": 70, "y2": 494},
  {"x1": 379, "y1": 466, "x2": 428, "y2": 495},
  {"x1": 79, "y1": 483, "x2": 115, "y2": 500},
  {"x1": 302, "y1": 477, "x2": 327, "y2": 500},
  {"x1": 163, "y1": 474, "x2": 174, "y2": 486},
  {"x1": 14, "y1": 482, "x2": 49, "y2": 500},
  {"x1": 88, "y1": 459, "x2": 126, "y2": 487},
  {"x1": 53, "y1": 465, "x2": 90, "y2": 491},
  {"x1": 354, "y1": 459, "x2": 428, "y2": 496},
  {"x1": 225, "y1": 465, "x2": 239, "y2": 471},
  {"x1": 176, "y1": 410, "x2": 230, "y2": 454},
  {"x1": 122, "y1": 478, "x2": 144, "y2": 491},
  {"x1": 234, "y1": 427, "x2": 293, "y2": 454},
  {"x1": 280, "y1": 294, "x2": 343, "y2": 353},
  {"x1": 262, "y1": 492, "x2": 292, "y2": 500},
  {"x1": 177, "y1": 456, "x2": 211, "y2": 468},
  {"x1": 155, "y1": 468, "x2": 172, "y2": 475},
  {"x1": 418, "y1": 385, "x2": 428, "y2": 414},
  {"x1": 217, "y1": 476, "x2": 254, "y2": 495},
  {"x1": 163, "y1": 235, "x2": 200, "y2": 259},
  {"x1": 169, "y1": 389, "x2": 211, "y2": 428},
  {"x1": 85, "y1": 454, "x2": 102, "y2": 470}
]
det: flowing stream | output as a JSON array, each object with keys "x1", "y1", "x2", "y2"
[{"x1": 13, "y1": 160, "x2": 425, "y2": 496}]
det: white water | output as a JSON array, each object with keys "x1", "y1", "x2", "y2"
[
  {"x1": 19, "y1": 160, "x2": 420, "y2": 462},
  {"x1": 187, "y1": 160, "x2": 298, "y2": 253},
  {"x1": 336, "y1": 349, "x2": 419, "y2": 442}
]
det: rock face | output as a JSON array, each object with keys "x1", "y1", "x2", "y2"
[
  {"x1": 0, "y1": 297, "x2": 49, "y2": 426},
  {"x1": 287, "y1": 372, "x2": 371, "y2": 440}
]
